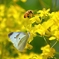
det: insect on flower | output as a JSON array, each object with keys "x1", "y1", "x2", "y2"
[
  {"x1": 8, "y1": 32, "x2": 30, "y2": 52},
  {"x1": 24, "y1": 10, "x2": 33, "y2": 18}
]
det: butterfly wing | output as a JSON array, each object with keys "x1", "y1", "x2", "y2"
[
  {"x1": 8, "y1": 32, "x2": 29, "y2": 52},
  {"x1": 17, "y1": 33, "x2": 29, "y2": 51}
]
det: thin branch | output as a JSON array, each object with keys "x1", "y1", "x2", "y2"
[{"x1": 51, "y1": 41, "x2": 57, "y2": 48}]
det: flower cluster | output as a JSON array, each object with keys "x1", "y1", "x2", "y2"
[{"x1": 0, "y1": 4, "x2": 59, "y2": 59}]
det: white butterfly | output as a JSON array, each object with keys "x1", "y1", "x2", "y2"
[{"x1": 8, "y1": 32, "x2": 30, "y2": 52}]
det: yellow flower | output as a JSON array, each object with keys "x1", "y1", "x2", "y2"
[
  {"x1": 21, "y1": 0, "x2": 27, "y2": 2},
  {"x1": 35, "y1": 24, "x2": 46, "y2": 36},
  {"x1": 6, "y1": 28, "x2": 10, "y2": 32},
  {"x1": 41, "y1": 45, "x2": 55, "y2": 58},
  {"x1": 7, "y1": 5, "x2": 19, "y2": 19},
  {"x1": 28, "y1": 28, "x2": 36, "y2": 43},
  {"x1": 7, "y1": 5, "x2": 25, "y2": 19},
  {"x1": 0, "y1": 49, "x2": 1, "y2": 55},
  {"x1": 28, "y1": 53, "x2": 39, "y2": 59},
  {"x1": 30, "y1": 15, "x2": 41, "y2": 24},
  {"x1": 49, "y1": 36, "x2": 56, "y2": 40},
  {"x1": 51, "y1": 12, "x2": 59, "y2": 27},
  {"x1": 0, "y1": 5, "x2": 5, "y2": 16},
  {"x1": 37, "y1": 8, "x2": 50, "y2": 17},
  {"x1": 18, "y1": 54, "x2": 29, "y2": 59},
  {"x1": 0, "y1": 17, "x2": 2, "y2": 22},
  {"x1": 50, "y1": 24, "x2": 58, "y2": 32},
  {"x1": 25, "y1": 43, "x2": 33, "y2": 50},
  {"x1": 42, "y1": 19, "x2": 54, "y2": 30},
  {"x1": 54, "y1": 31, "x2": 59, "y2": 40},
  {"x1": 0, "y1": 18, "x2": 6, "y2": 29},
  {"x1": 33, "y1": 18, "x2": 54, "y2": 36}
]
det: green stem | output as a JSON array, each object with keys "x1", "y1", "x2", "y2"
[
  {"x1": 51, "y1": 41, "x2": 57, "y2": 48},
  {"x1": 43, "y1": 36, "x2": 48, "y2": 44}
]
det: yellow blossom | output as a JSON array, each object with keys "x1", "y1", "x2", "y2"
[
  {"x1": 7, "y1": 5, "x2": 19, "y2": 19},
  {"x1": 50, "y1": 24, "x2": 58, "y2": 32},
  {"x1": 30, "y1": 15, "x2": 41, "y2": 24},
  {"x1": 0, "y1": 5, "x2": 5, "y2": 16},
  {"x1": 49, "y1": 36, "x2": 56, "y2": 40},
  {"x1": 54, "y1": 31, "x2": 59, "y2": 40},
  {"x1": 42, "y1": 19, "x2": 54, "y2": 30},
  {"x1": 0, "y1": 18, "x2": 6, "y2": 29},
  {"x1": 25, "y1": 43, "x2": 33, "y2": 50},
  {"x1": 35, "y1": 24, "x2": 46, "y2": 36},
  {"x1": 0, "y1": 50, "x2": 1, "y2": 55},
  {"x1": 41, "y1": 45, "x2": 55, "y2": 58},
  {"x1": 28, "y1": 28, "x2": 36, "y2": 43},
  {"x1": 6, "y1": 28, "x2": 10, "y2": 32},
  {"x1": 37, "y1": 8, "x2": 50, "y2": 17},
  {"x1": 21, "y1": 0, "x2": 27, "y2": 2}
]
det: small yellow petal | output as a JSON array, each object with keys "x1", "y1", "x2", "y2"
[
  {"x1": 21, "y1": 0, "x2": 27, "y2": 2},
  {"x1": 49, "y1": 36, "x2": 56, "y2": 40}
]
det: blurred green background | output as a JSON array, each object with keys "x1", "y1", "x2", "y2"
[{"x1": 0, "y1": 0, "x2": 59, "y2": 11}]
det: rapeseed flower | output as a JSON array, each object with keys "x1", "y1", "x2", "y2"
[{"x1": 41, "y1": 45, "x2": 55, "y2": 58}]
